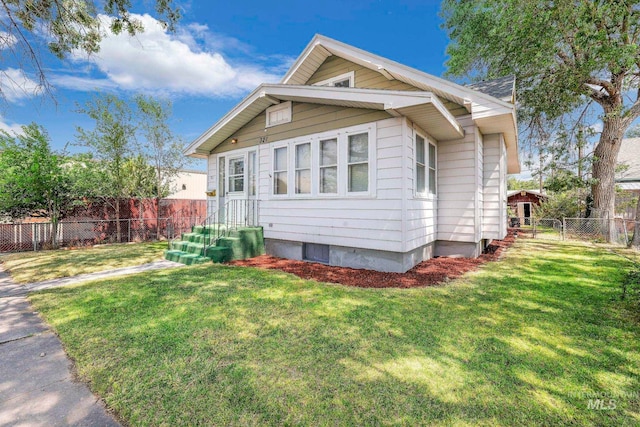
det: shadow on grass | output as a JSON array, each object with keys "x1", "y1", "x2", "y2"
[{"x1": 28, "y1": 239, "x2": 640, "y2": 425}]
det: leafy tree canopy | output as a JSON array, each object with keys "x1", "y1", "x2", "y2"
[
  {"x1": 441, "y1": 0, "x2": 640, "y2": 221},
  {"x1": 0, "y1": 123, "x2": 93, "y2": 245},
  {"x1": 507, "y1": 177, "x2": 538, "y2": 191},
  {"x1": 0, "y1": 0, "x2": 179, "y2": 100}
]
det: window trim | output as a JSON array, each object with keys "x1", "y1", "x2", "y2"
[
  {"x1": 428, "y1": 141, "x2": 437, "y2": 195},
  {"x1": 267, "y1": 123, "x2": 376, "y2": 200},
  {"x1": 227, "y1": 155, "x2": 245, "y2": 194},
  {"x1": 294, "y1": 141, "x2": 312, "y2": 195},
  {"x1": 266, "y1": 101, "x2": 292, "y2": 128},
  {"x1": 414, "y1": 130, "x2": 437, "y2": 199},
  {"x1": 272, "y1": 145, "x2": 289, "y2": 197},
  {"x1": 415, "y1": 134, "x2": 426, "y2": 194},
  {"x1": 248, "y1": 150, "x2": 257, "y2": 197},
  {"x1": 319, "y1": 137, "x2": 339, "y2": 195},
  {"x1": 346, "y1": 132, "x2": 370, "y2": 194},
  {"x1": 312, "y1": 71, "x2": 355, "y2": 88}
]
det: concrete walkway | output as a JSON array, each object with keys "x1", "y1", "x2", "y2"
[{"x1": 0, "y1": 260, "x2": 182, "y2": 426}]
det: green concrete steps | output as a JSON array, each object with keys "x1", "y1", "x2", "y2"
[{"x1": 165, "y1": 226, "x2": 264, "y2": 265}]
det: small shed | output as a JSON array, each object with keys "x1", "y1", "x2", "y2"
[{"x1": 507, "y1": 190, "x2": 547, "y2": 226}]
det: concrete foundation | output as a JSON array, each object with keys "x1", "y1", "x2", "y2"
[
  {"x1": 265, "y1": 239, "x2": 303, "y2": 261},
  {"x1": 434, "y1": 240, "x2": 483, "y2": 258},
  {"x1": 264, "y1": 238, "x2": 434, "y2": 273}
]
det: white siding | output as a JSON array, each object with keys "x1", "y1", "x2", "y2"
[
  {"x1": 436, "y1": 116, "x2": 480, "y2": 242},
  {"x1": 482, "y1": 134, "x2": 507, "y2": 239},
  {"x1": 258, "y1": 117, "x2": 405, "y2": 252},
  {"x1": 404, "y1": 119, "x2": 437, "y2": 252}
]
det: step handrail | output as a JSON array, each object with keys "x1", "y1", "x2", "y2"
[{"x1": 200, "y1": 199, "x2": 259, "y2": 257}]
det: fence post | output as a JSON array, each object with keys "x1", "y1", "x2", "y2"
[
  {"x1": 562, "y1": 218, "x2": 566, "y2": 241},
  {"x1": 128, "y1": 218, "x2": 131, "y2": 242}
]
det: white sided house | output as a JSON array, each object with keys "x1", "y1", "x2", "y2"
[{"x1": 184, "y1": 35, "x2": 520, "y2": 273}]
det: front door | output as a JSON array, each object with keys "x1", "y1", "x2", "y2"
[{"x1": 226, "y1": 155, "x2": 246, "y2": 227}]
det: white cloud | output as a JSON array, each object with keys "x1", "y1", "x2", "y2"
[
  {"x1": 0, "y1": 116, "x2": 24, "y2": 134},
  {"x1": 0, "y1": 32, "x2": 17, "y2": 50},
  {"x1": 0, "y1": 68, "x2": 42, "y2": 103},
  {"x1": 58, "y1": 14, "x2": 287, "y2": 97}
]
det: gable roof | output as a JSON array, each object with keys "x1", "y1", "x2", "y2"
[
  {"x1": 186, "y1": 34, "x2": 520, "y2": 173},
  {"x1": 507, "y1": 189, "x2": 547, "y2": 198},
  {"x1": 183, "y1": 84, "x2": 464, "y2": 156}
]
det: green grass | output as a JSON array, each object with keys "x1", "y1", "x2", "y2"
[
  {"x1": 29, "y1": 239, "x2": 640, "y2": 426},
  {"x1": 1, "y1": 241, "x2": 167, "y2": 283}
]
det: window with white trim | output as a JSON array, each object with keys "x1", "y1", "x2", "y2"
[
  {"x1": 415, "y1": 133, "x2": 437, "y2": 196},
  {"x1": 248, "y1": 151, "x2": 257, "y2": 196},
  {"x1": 428, "y1": 143, "x2": 437, "y2": 194},
  {"x1": 312, "y1": 71, "x2": 355, "y2": 88},
  {"x1": 266, "y1": 101, "x2": 292, "y2": 127},
  {"x1": 295, "y1": 142, "x2": 311, "y2": 194},
  {"x1": 228, "y1": 157, "x2": 245, "y2": 193},
  {"x1": 416, "y1": 135, "x2": 426, "y2": 193},
  {"x1": 319, "y1": 138, "x2": 338, "y2": 194},
  {"x1": 347, "y1": 133, "x2": 368, "y2": 192},
  {"x1": 273, "y1": 147, "x2": 288, "y2": 195}
]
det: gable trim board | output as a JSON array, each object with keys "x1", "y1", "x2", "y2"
[
  {"x1": 184, "y1": 85, "x2": 465, "y2": 158},
  {"x1": 186, "y1": 35, "x2": 519, "y2": 272}
]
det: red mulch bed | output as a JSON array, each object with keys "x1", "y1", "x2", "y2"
[{"x1": 228, "y1": 229, "x2": 518, "y2": 288}]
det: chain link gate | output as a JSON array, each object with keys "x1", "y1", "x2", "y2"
[{"x1": 532, "y1": 218, "x2": 563, "y2": 240}]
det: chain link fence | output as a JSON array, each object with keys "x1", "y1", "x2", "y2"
[
  {"x1": 527, "y1": 217, "x2": 640, "y2": 246},
  {"x1": 0, "y1": 216, "x2": 204, "y2": 253}
]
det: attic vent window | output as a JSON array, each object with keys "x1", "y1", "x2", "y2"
[
  {"x1": 313, "y1": 71, "x2": 355, "y2": 88},
  {"x1": 266, "y1": 101, "x2": 292, "y2": 127},
  {"x1": 182, "y1": 184, "x2": 187, "y2": 191}
]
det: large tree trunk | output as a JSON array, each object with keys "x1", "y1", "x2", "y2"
[
  {"x1": 591, "y1": 118, "x2": 625, "y2": 219},
  {"x1": 631, "y1": 193, "x2": 640, "y2": 249}
]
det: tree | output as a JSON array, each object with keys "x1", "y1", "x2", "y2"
[
  {"x1": 544, "y1": 170, "x2": 587, "y2": 193},
  {"x1": 0, "y1": 124, "x2": 87, "y2": 247},
  {"x1": 534, "y1": 189, "x2": 590, "y2": 221},
  {"x1": 134, "y1": 95, "x2": 189, "y2": 203},
  {"x1": 76, "y1": 93, "x2": 136, "y2": 242},
  {"x1": 507, "y1": 177, "x2": 538, "y2": 191},
  {"x1": 441, "y1": 0, "x2": 640, "y2": 223},
  {"x1": 0, "y1": 0, "x2": 179, "y2": 101}
]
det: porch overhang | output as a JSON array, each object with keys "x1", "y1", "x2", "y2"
[{"x1": 184, "y1": 84, "x2": 464, "y2": 157}]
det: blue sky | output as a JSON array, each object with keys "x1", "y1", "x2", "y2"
[
  {"x1": 0, "y1": 1, "x2": 511, "y2": 172},
  {"x1": 2, "y1": 0, "x2": 450, "y2": 168}
]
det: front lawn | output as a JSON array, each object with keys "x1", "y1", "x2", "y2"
[
  {"x1": 1, "y1": 241, "x2": 167, "y2": 283},
  {"x1": 30, "y1": 239, "x2": 640, "y2": 425}
]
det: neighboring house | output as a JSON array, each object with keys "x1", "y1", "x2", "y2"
[
  {"x1": 616, "y1": 138, "x2": 640, "y2": 219},
  {"x1": 165, "y1": 170, "x2": 207, "y2": 201},
  {"x1": 507, "y1": 190, "x2": 547, "y2": 226},
  {"x1": 184, "y1": 35, "x2": 520, "y2": 272}
]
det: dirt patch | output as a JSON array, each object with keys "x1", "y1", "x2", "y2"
[{"x1": 229, "y1": 229, "x2": 517, "y2": 288}]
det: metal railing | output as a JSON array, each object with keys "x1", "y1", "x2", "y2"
[{"x1": 200, "y1": 199, "x2": 260, "y2": 256}]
